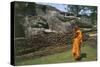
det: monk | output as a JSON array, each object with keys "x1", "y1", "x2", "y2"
[{"x1": 72, "y1": 26, "x2": 83, "y2": 60}]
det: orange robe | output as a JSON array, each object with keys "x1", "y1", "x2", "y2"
[{"x1": 72, "y1": 29, "x2": 83, "y2": 59}]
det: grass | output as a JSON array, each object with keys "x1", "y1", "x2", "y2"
[{"x1": 16, "y1": 43, "x2": 97, "y2": 66}]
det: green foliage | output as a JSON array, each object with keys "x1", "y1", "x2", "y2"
[
  {"x1": 67, "y1": 5, "x2": 82, "y2": 16},
  {"x1": 90, "y1": 12, "x2": 97, "y2": 25},
  {"x1": 67, "y1": 5, "x2": 97, "y2": 25}
]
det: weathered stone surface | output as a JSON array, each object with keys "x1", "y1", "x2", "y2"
[{"x1": 15, "y1": 4, "x2": 90, "y2": 58}]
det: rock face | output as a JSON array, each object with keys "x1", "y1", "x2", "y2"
[
  {"x1": 47, "y1": 15, "x2": 73, "y2": 33},
  {"x1": 16, "y1": 32, "x2": 72, "y2": 56},
  {"x1": 23, "y1": 15, "x2": 73, "y2": 53},
  {"x1": 15, "y1": 3, "x2": 89, "y2": 59}
]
